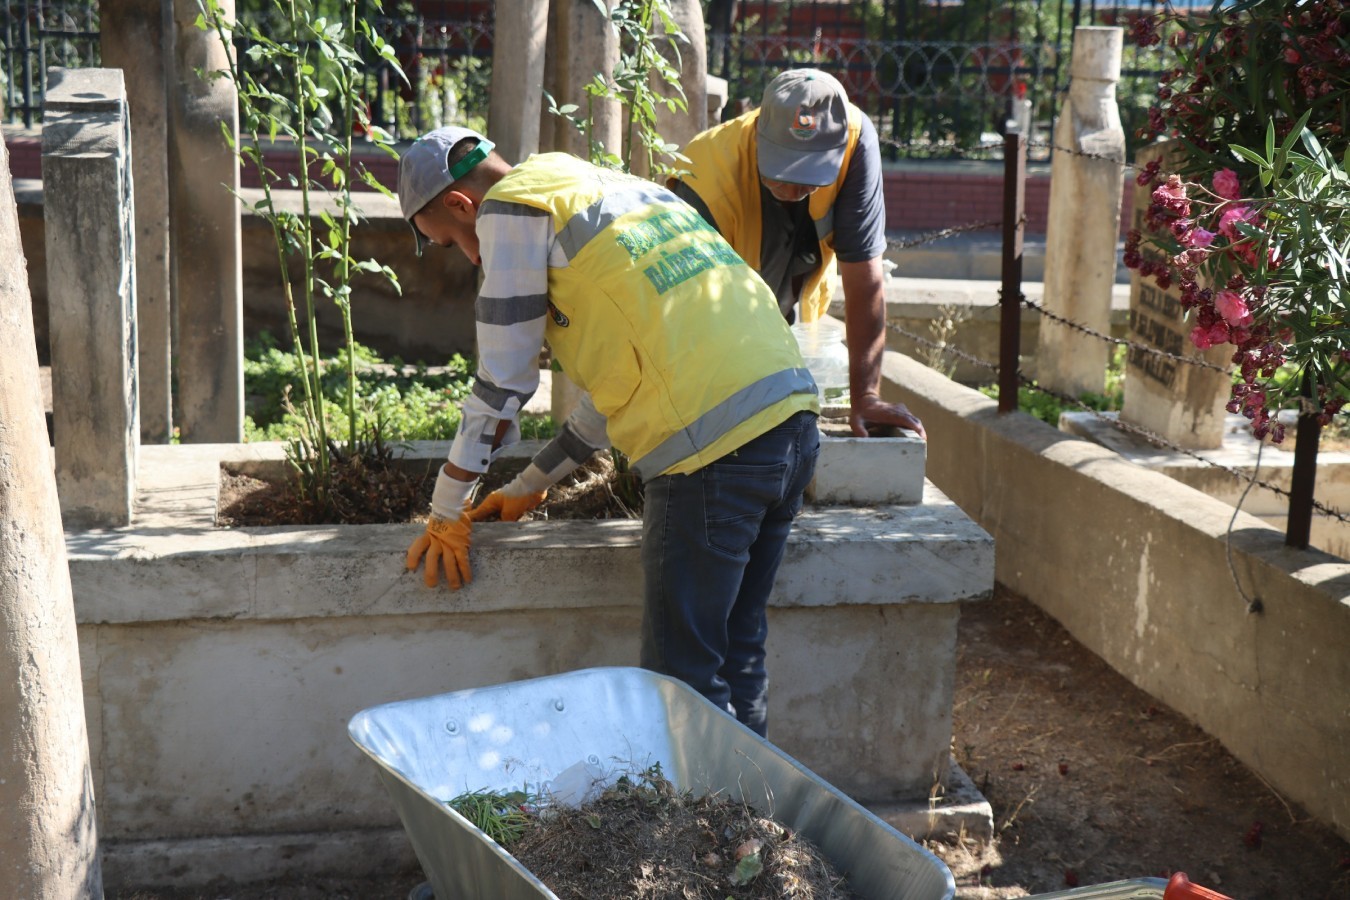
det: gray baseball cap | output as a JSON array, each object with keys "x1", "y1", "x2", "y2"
[
  {"x1": 397, "y1": 125, "x2": 495, "y2": 255},
  {"x1": 756, "y1": 69, "x2": 849, "y2": 187}
]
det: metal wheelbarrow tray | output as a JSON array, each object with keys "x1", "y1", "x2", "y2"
[{"x1": 348, "y1": 666, "x2": 1209, "y2": 900}]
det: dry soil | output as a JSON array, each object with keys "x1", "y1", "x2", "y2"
[{"x1": 113, "y1": 587, "x2": 1350, "y2": 900}]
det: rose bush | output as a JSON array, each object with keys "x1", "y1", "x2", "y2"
[{"x1": 1124, "y1": 1, "x2": 1349, "y2": 441}]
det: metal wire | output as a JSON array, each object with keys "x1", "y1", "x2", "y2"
[
  {"x1": 884, "y1": 320, "x2": 1350, "y2": 526},
  {"x1": 887, "y1": 219, "x2": 1003, "y2": 251},
  {"x1": 1020, "y1": 297, "x2": 1231, "y2": 374}
]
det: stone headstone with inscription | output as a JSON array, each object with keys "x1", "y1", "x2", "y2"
[{"x1": 1120, "y1": 142, "x2": 1231, "y2": 450}]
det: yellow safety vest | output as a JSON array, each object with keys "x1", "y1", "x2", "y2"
[
  {"x1": 485, "y1": 153, "x2": 819, "y2": 480},
  {"x1": 674, "y1": 105, "x2": 864, "y2": 322}
]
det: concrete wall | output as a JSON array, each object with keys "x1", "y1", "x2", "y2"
[
  {"x1": 23, "y1": 184, "x2": 480, "y2": 366},
  {"x1": 68, "y1": 440, "x2": 992, "y2": 889},
  {"x1": 879, "y1": 351, "x2": 1350, "y2": 843}
]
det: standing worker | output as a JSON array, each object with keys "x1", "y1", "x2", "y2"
[
  {"x1": 671, "y1": 68, "x2": 927, "y2": 440},
  {"x1": 398, "y1": 126, "x2": 820, "y2": 738}
]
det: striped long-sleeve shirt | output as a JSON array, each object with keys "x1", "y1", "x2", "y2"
[{"x1": 446, "y1": 200, "x2": 609, "y2": 481}]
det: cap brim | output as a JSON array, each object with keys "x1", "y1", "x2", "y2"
[{"x1": 757, "y1": 140, "x2": 845, "y2": 187}]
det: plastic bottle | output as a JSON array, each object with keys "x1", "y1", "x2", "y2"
[{"x1": 791, "y1": 317, "x2": 849, "y2": 409}]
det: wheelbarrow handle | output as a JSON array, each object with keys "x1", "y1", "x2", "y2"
[{"x1": 1164, "y1": 872, "x2": 1234, "y2": 900}]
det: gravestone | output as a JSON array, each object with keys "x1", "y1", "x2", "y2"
[
  {"x1": 42, "y1": 67, "x2": 139, "y2": 528},
  {"x1": 1037, "y1": 26, "x2": 1125, "y2": 397},
  {"x1": 167, "y1": 0, "x2": 243, "y2": 443},
  {"x1": 1119, "y1": 142, "x2": 1230, "y2": 449}
]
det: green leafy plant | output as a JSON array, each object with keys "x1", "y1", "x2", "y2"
[
  {"x1": 447, "y1": 789, "x2": 535, "y2": 846},
  {"x1": 980, "y1": 345, "x2": 1126, "y2": 426},
  {"x1": 197, "y1": 0, "x2": 407, "y2": 514},
  {"x1": 1125, "y1": 1, "x2": 1350, "y2": 441},
  {"x1": 545, "y1": 0, "x2": 690, "y2": 178},
  {"x1": 1135, "y1": 120, "x2": 1349, "y2": 440},
  {"x1": 243, "y1": 333, "x2": 556, "y2": 443}
]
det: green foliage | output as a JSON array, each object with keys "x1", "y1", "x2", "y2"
[
  {"x1": 545, "y1": 0, "x2": 690, "y2": 178},
  {"x1": 446, "y1": 789, "x2": 534, "y2": 846},
  {"x1": 243, "y1": 333, "x2": 556, "y2": 444},
  {"x1": 198, "y1": 0, "x2": 407, "y2": 511},
  {"x1": 1128, "y1": 2, "x2": 1350, "y2": 439},
  {"x1": 979, "y1": 345, "x2": 1126, "y2": 426},
  {"x1": 1134, "y1": 2, "x2": 1348, "y2": 188}
]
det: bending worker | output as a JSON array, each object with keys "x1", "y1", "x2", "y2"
[
  {"x1": 398, "y1": 125, "x2": 820, "y2": 737},
  {"x1": 671, "y1": 68, "x2": 926, "y2": 440}
]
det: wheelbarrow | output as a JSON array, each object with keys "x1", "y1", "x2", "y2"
[{"x1": 348, "y1": 666, "x2": 1232, "y2": 900}]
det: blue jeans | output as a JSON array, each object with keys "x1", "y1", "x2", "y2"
[{"x1": 639, "y1": 410, "x2": 819, "y2": 737}]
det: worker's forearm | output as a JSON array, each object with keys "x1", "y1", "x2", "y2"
[{"x1": 840, "y1": 258, "x2": 887, "y2": 400}]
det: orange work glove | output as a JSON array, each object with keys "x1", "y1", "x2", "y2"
[
  {"x1": 468, "y1": 462, "x2": 553, "y2": 523},
  {"x1": 406, "y1": 512, "x2": 473, "y2": 590},
  {"x1": 469, "y1": 488, "x2": 548, "y2": 522},
  {"x1": 407, "y1": 466, "x2": 476, "y2": 590}
]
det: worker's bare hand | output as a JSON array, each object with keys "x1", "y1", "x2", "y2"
[{"x1": 848, "y1": 394, "x2": 927, "y2": 440}]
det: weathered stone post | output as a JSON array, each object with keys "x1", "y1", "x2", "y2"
[
  {"x1": 101, "y1": 0, "x2": 173, "y2": 444},
  {"x1": 0, "y1": 130, "x2": 104, "y2": 900},
  {"x1": 1036, "y1": 26, "x2": 1126, "y2": 396},
  {"x1": 42, "y1": 68, "x2": 140, "y2": 528},
  {"x1": 488, "y1": 0, "x2": 548, "y2": 164},
  {"x1": 166, "y1": 0, "x2": 243, "y2": 442},
  {"x1": 543, "y1": 0, "x2": 621, "y2": 159},
  {"x1": 629, "y1": 0, "x2": 706, "y2": 181}
]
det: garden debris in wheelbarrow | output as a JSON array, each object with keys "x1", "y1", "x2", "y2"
[
  {"x1": 498, "y1": 764, "x2": 860, "y2": 899},
  {"x1": 349, "y1": 666, "x2": 956, "y2": 900}
]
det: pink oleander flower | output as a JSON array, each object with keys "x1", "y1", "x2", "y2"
[
  {"x1": 1184, "y1": 227, "x2": 1217, "y2": 248},
  {"x1": 1207, "y1": 321, "x2": 1231, "y2": 345},
  {"x1": 1212, "y1": 168, "x2": 1242, "y2": 201},
  {"x1": 1190, "y1": 325, "x2": 1214, "y2": 349},
  {"x1": 1214, "y1": 290, "x2": 1254, "y2": 327},
  {"x1": 1218, "y1": 205, "x2": 1257, "y2": 240}
]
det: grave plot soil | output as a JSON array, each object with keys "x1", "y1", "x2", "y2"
[
  {"x1": 112, "y1": 587, "x2": 1350, "y2": 900},
  {"x1": 216, "y1": 451, "x2": 641, "y2": 527}
]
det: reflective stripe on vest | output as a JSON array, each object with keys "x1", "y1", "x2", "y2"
[{"x1": 630, "y1": 366, "x2": 818, "y2": 480}]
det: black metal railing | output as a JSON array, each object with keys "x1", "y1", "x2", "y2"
[
  {"x1": 5, "y1": 0, "x2": 1205, "y2": 160},
  {"x1": 2, "y1": 0, "x2": 100, "y2": 128}
]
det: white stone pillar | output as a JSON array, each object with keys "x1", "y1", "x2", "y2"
[
  {"x1": 1037, "y1": 26, "x2": 1126, "y2": 396},
  {"x1": 0, "y1": 131, "x2": 104, "y2": 900},
  {"x1": 101, "y1": 0, "x2": 173, "y2": 444},
  {"x1": 706, "y1": 74, "x2": 728, "y2": 126},
  {"x1": 42, "y1": 68, "x2": 140, "y2": 528},
  {"x1": 167, "y1": 0, "x2": 243, "y2": 443},
  {"x1": 488, "y1": 0, "x2": 548, "y2": 164}
]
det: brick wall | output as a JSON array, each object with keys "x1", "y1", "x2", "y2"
[
  {"x1": 6, "y1": 133, "x2": 1136, "y2": 237},
  {"x1": 883, "y1": 166, "x2": 1136, "y2": 238}
]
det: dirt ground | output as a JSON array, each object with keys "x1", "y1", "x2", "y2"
[{"x1": 113, "y1": 586, "x2": 1350, "y2": 900}]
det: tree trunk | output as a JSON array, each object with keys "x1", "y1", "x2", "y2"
[{"x1": 0, "y1": 133, "x2": 104, "y2": 899}]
